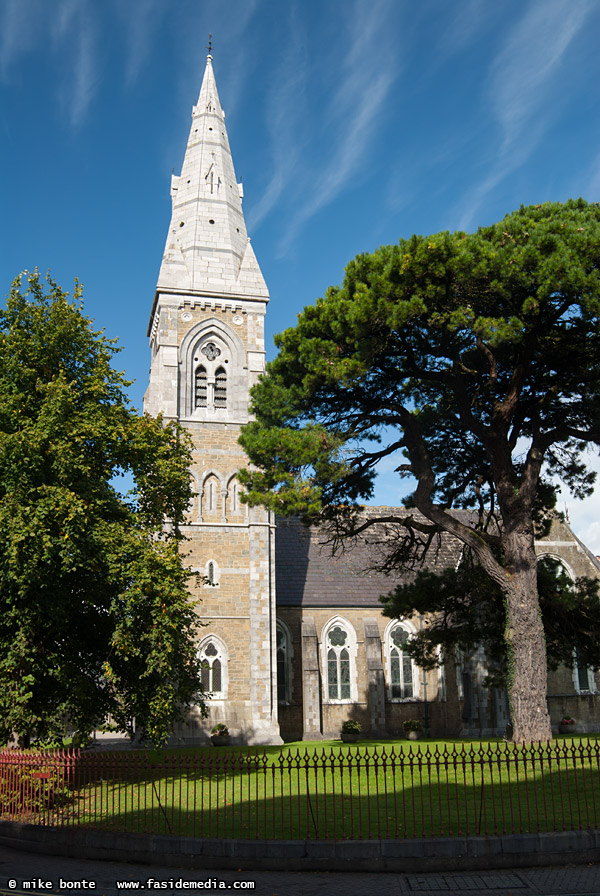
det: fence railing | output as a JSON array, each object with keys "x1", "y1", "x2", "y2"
[{"x1": 1, "y1": 741, "x2": 599, "y2": 841}]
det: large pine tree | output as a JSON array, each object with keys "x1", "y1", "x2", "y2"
[{"x1": 240, "y1": 200, "x2": 600, "y2": 743}]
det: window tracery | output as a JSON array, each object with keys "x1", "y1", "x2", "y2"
[
  {"x1": 386, "y1": 622, "x2": 418, "y2": 701},
  {"x1": 322, "y1": 619, "x2": 356, "y2": 702},
  {"x1": 180, "y1": 320, "x2": 245, "y2": 418},
  {"x1": 199, "y1": 637, "x2": 228, "y2": 699}
]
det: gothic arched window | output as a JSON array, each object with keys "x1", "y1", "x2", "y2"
[
  {"x1": 276, "y1": 623, "x2": 292, "y2": 704},
  {"x1": 214, "y1": 367, "x2": 227, "y2": 407},
  {"x1": 203, "y1": 558, "x2": 220, "y2": 587},
  {"x1": 387, "y1": 623, "x2": 417, "y2": 700},
  {"x1": 195, "y1": 366, "x2": 208, "y2": 408},
  {"x1": 203, "y1": 474, "x2": 219, "y2": 516},
  {"x1": 199, "y1": 638, "x2": 227, "y2": 699},
  {"x1": 324, "y1": 621, "x2": 355, "y2": 702}
]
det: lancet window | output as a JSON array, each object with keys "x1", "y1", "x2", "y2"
[
  {"x1": 199, "y1": 638, "x2": 227, "y2": 699},
  {"x1": 194, "y1": 366, "x2": 208, "y2": 408},
  {"x1": 214, "y1": 367, "x2": 227, "y2": 407},
  {"x1": 324, "y1": 621, "x2": 356, "y2": 702},
  {"x1": 276, "y1": 623, "x2": 292, "y2": 704},
  {"x1": 387, "y1": 623, "x2": 417, "y2": 700}
]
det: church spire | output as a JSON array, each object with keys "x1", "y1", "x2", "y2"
[{"x1": 155, "y1": 52, "x2": 268, "y2": 302}]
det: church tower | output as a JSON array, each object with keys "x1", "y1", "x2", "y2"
[{"x1": 144, "y1": 52, "x2": 281, "y2": 745}]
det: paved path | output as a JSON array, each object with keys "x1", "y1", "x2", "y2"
[{"x1": 0, "y1": 845, "x2": 598, "y2": 896}]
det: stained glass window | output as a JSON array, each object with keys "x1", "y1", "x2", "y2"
[
  {"x1": 199, "y1": 640, "x2": 225, "y2": 697},
  {"x1": 326, "y1": 624, "x2": 353, "y2": 700},
  {"x1": 389, "y1": 625, "x2": 414, "y2": 699}
]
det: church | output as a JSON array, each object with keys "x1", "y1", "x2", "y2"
[{"x1": 143, "y1": 53, "x2": 600, "y2": 745}]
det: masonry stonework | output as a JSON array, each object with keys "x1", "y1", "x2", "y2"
[{"x1": 144, "y1": 54, "x2": 280, "y2": 745}]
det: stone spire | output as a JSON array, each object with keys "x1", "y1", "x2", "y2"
[{"x1": 155, "y1": 53, "x2": 268, "y2": 301}]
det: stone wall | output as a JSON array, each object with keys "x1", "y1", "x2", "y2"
[{"x1": 277, "y1": 606, "x2": 459, "y2": 741}]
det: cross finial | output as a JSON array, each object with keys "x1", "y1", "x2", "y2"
[{"x1": 207, "y1": 33, "x2": 212, "y2": 56}]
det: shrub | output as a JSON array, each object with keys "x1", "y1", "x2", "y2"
[
  {"x1": 341, "y1": 719, "x2": 361, "y2": 734},
  {"x1": 403, "y1": 719, "x2": 423, "y2": 732},
  {"x1": 210, "y1": 723, "x2": 229, "y2": 736}
]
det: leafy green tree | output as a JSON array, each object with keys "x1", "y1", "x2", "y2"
[
  {"x1": 0, "y1": 273, "x2": 204, "y2": 746},
  {"x1": 380, "y1": 554, "x2": 600, "y2": 690},
  {"x1": 240, "y1": 199, "x2": 600, "y2": 743}
]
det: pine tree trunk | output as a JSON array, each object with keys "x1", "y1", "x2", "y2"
[{"x1": 503, "y1": 530, "x2": 552, "y2": 743}]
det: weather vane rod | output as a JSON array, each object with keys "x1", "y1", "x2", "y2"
[{"x1": 207, "y1": 34, "x2": 212, "y2": 55}]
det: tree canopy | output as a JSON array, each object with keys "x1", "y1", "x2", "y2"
[
  {"x1": 0, "y1": 273, "x2": 203, "y2": 746},
  {"x1": 240, "y1": 199, "x2": 600, "y2": 742},
  {"x1": 380, "y1": 553, "x2": 600, "y2": 689}
]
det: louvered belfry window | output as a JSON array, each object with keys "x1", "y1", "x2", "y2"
[
  {"x1": 195, "y1": 366, "x2": 208, "y2": 407},
  {"x1": 214, "y1": 367, "x2": 227, "y2": 407}
]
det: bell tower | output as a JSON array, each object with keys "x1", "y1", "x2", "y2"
[{"x1": 144, "y1": 52, "x2": 281, "y2": 745}]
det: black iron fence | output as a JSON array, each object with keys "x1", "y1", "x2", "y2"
[{"x1": 1, "y1": 740, "x2": 599, "y2": 840}]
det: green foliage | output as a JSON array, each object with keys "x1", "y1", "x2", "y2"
[
  {"x1": 380, "y1": 554, "x2": 600, "y2": 686},
  {"x1": 210, "y1": 723, "x2": 229, "y2": 736},
  {"x1": 341, "y1": 719, "x2": 361, "y2": 733},
  {"x1": 0, "y1": 273, "x2": 204, "y2": 746},
  {"x1": 402, "y1": 719, "x2": 423, "y2": 732},
  {"x1": 240, "y1": 199, "x2": 600, "y2": 741},
  {"x1": 241, "y1": 200, "x2": 600, "y2": 526}
]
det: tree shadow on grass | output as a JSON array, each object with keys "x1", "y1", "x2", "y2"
[{"x1": 39, "y1": 741, "x2": 600, "y2": 841}]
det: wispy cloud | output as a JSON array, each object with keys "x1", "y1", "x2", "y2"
[
  {"x1": 457, "y1": 0, "x2": 594, "y2": 230},
  {"x1": 53, "y1": 0, "x2": 99, "y2": 127},
  {"x1": 1, "y1": 0, "x2": 99, "y2": 127},
  {"x1": 115, "y1": 0, "x2": 166, "y2": 89},
  {"x1": 281, "y1": 68, "x2": 392, "y2": 253},
  {"x1": 430, "y1": 0, "x2": 490, "y2": 69},
  {"x1": 250, "y1": 0, "x2": 398, "y2": 255},
  {"x1": 246, "y1": 9, "x2": 309, "y2": 232},
  {"x1": 0, "y1": 0, "x2": 43, "y2": 79},
  {"x1": 585, "y1": 151, "x2": 600, "y2": 202},
  {"x1": 490, "y1": 0, "x2": 590, "y2": 150}
]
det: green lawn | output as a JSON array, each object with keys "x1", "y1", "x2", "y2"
[{"x1": 32, "y1": 736, "x2": 597, "y2": 840}]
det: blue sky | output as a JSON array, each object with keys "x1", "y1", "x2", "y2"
[{"x1": 1, "y1": 0, "x2": 600, "y2": 549}]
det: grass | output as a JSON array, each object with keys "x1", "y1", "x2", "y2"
[{"x1": 25, "y1": 736, "x2": 595, "y2": 840}]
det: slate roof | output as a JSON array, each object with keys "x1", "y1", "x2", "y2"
[
  {"x1": 275, "y1": 507, "x2": 465, "y2": 608},
  {"x1": 274, "y1": 507, "x2": 600, "y2": 608}
]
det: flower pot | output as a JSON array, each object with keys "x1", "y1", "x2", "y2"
[
  {"x1": 341, "y1": 732, "x2": 359, "y2": 743},
  {"x1": 211, "y1": 734, "x2": 230, "y2": 746},
  {"x1": 406, "y1": 730, "x2": 423, "y2": 740},
  {"x1": 559, "y1": 723, "x2": 576, "y2": 735}
]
